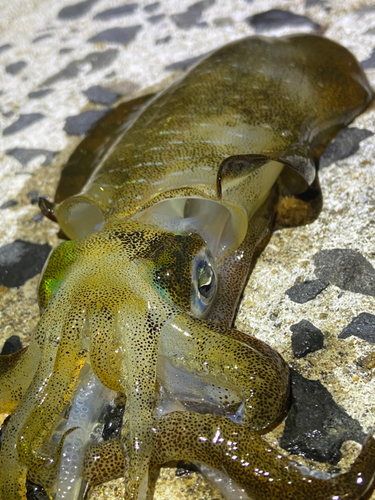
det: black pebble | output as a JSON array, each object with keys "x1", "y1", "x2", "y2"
[
  {"x1": 93, "y1": 3, "x2": 138, "y2": 20},
  {"x1": 32, "y1": 34, "x2": 53, "y2": 44},
  {"x1": 290, "y1": 319, "x2": 324, "y2": 358},
  {"x1": 362, "y1": 49, "x2": 375, "y2": 70},
  {"x1": 176, "y1": 461, "x2": 200, "y2": 476},
  {"x1": 286, "y1": 279, "x2": 328, "y2": 304},
  {"x1": 148, "y1": 14, "x2": 165, "y2": 24},
  {"x1": 27, "y1": 190, "x2": 40, "y2": 204},
  {"x1": 26, "y1": 482, "x2": 50, "y2": 500},
  {"x1": 6, "y1": 148, "x2": 58, "y2": 167},
  {"x1": 314, "y1": 249, "x2": 375, "y2": 297},
  {"x1": 58, "y1": 0, "x2": 100, "y2": 19},
  {"x1": 3, "y1": 114, "x2": 45, "y2": 136},
  {"x1": 0, "y1": 200, "x2": 18, "y2": 209},
  {"x1": 0, "y1": 240, "x2": 52, "y2": 288},
  {"x1": 156, "y1": 35, "x2": 172, "y2": 45},
  {"x1": 246, "y1": 9, "x2": 321, "y2": 31},
  {"x1": 1, "y1": 335, "x2": 23, "y2": 355},
  {"x1": 0, "y1": 43, "x2": 12, "y2": 55},
  {"x1": 63, "y1": 109, "x2": 111, "y2": 136},
  {"x1": 320, "y1": 127, "x2": 373, "y2": 168},
  {"x1": 88, "y1": 26, "x2": 142, "y2": 45},
  {"x1": 28, "y1": 89, "x2": 53, "y2": 99},
  {"x1": 5, "y1": 61, "x2": 27, "y2": 75},
  {"x1": 144, "y1": 2, "x2": 160, "y2": 12},
  {"x1": 280, "y1": 369, "x2": 365, "y2": 464},
  {"x1": 171, "y1": 0, "x2": 215, "y2": 29},
  {"x1": 101, "y1": 403, "x2": 125, "y2": 441},
  {"x1": 84, "y1": 85, "x2": 120, "y2": 105},
  {"x1": 165, "y1": 52, "x2": 209, "y2": 71},
  {"x1": 42, "y1": 49, "x2": 118, "y2": 86},
  {"x1": 339, "y1": 313, "x2": 375, "y2": 344}
]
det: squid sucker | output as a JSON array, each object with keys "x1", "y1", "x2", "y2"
[{"x1": 0, "y1": 34, "x2": 374, "y2": 500}]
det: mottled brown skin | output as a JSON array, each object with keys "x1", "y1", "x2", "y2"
[{"x1": 0, "y1": 35, "x2": 374, "y2": 500}]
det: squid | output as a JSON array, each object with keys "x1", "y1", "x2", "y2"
[{"x1": 0, "y1": 34, "x2": 374, "y2": 500}]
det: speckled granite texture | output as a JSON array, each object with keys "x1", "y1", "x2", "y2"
[{"x1": 1, "y1": 0, "x2": 375, "y2": 499}]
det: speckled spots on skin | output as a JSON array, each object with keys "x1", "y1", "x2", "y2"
[
  {"x1": 93, "y1": 3, "x2": 138, "y2": 20},
  {"x1": 41, "y1": 49, "x2": 118, "y2": 86},
  {"x1": 314, "y1": 249, "x2": 375, "y2": 297},
  {"x1": 320, "y1": 127, "x2": 374, "y2": 168},
  {"x1": 285, "y1": 279, "x2": 328, "y2": 303},
  {"x1": 0, "y1": 240, "x2": 52, "y2": 288},
  {"x1": 3, "y1": 114, "x2": 45, "y2": 136},
  {"x1": 6, "y1": 148, "x2": 58, "y2": 167},
  {"x1": 280, "y1": 369, "x2": 365, "y2": 464},
  {"x1": 246, "y1": 9, "x2": 321, "y2": 32},
  {"x1": 339, "y1": 313, "x2": 375, "y2": 344},
  {"x1": 88, "y1": 26, "x2": 142, "y2": 46},
  {"x1": 171, "y1": 0, "x2": 215, "y2": 29},
  {"x1": 63, "y1": 109, "x2": 111, "y2": 136}
]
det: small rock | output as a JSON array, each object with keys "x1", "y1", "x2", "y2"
[
  {"x1": 286, "y1": 279, "x2": 328, "y2": 304},
  {"x1": 0, "y1": 240, "x2": 52, "y2": 288},
  {"x1": 84, "y1": 85, "x2": 120, "y2": 105},
  {"x1": 93, "y1": 3, "x2": 138, "y2": 20},
  {"x1": 1, "y1": 335, "x2": 23, "y2": 355},
  {"x1": 171, "y1": 0, "x2": 215, "y2": 29},
  {"x1": 88, "y1": 26, "x2": 142, "y2": 45},
  {"x1": 246, "y1": 9, "x2": 320, "y2": 32},
  {"x1": 339, "y1": 313, "x2": 375, "y2": 344},
  {"x1": 5, "y1": 61, "x2": 27, "y2": 75},
  {"x1": 320, "y1": 127, "x2": 373, "y2": 168},
  {"x1": 314, "y1": 249, "x2": 375, "y2": 297},
  {"x1": 280, "y1": 369, "x2": 365, "y2": 464},
  {"x1": 165, "y1": 52, "x2": 209, "y2": 71},
  {"x1": 64, "y1": 109, "x2": 111, "y2": 136},
  {"x1": 0, "y1": 200, "x2": 18, "y2": 209},
  {"x1": 290, "y1": 320, "x2": 324, "y2": 358},
  {"x1": 3, "y1": 114, "x2": 45, "y2": 136},
  {"x1": 101, "y1": 402, "x2": 125, "y2": 441}
]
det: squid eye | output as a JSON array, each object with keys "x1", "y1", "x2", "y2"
[{"x1": 191, "y1": 247, "x2": 217, "y2": 318}]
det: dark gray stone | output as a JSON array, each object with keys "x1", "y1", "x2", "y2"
[
  {"x1": 165, "y1": 52, "x2": 209, "y2": 71},
  {"x1": 144, "y1": 2, "x2": 160, "y2": 12},
  {"x1": 63, "y1": 109, "x2": 111, "y2": 136},
  {"x1": 27, "y1": 190, "x2": 40, "y2": 205},
  {"x1": 320, "y1": 127, "x2": 373, "y2": 168},
  {"x1": 101, "y1": 402, "x2": 125, "y2": 441},
  {"x1": 305, "y1": 0, "x2": 330, "y2": 8},
  {"x1": 28, "y1": 89, "x2": 53, "y2": 99},
  {"x1": 3, "y1": 114, "x2": 45, "y2": 136},
  {"x1": 286, "y1": 279, "x2": 328, "y2": 304},
  {"x1": 339, "y1": 313, "x2": 375, "y2": 344},
  {"x1": 148, "y1": 14, "x2": 165, "y2": 23},
  {"x1": 88, "y1": 26, "x2": 142, "y2": 45},
  {"x1": 246, "y1": 9, "x2": 321, "y2": 31},
  {"x1": 314, "y1": 249, "x2": 375, "y2": 297},
  {"x1": 58, "y1": 0, "x2": 100, "y2": 19},
  {"x1": 33, "y1": 213, "x2": 44, "y2": 223},
  {"x1": 0, "y1": 200, "x2": 18, "y2": 209},
  {"x1": 1, "y1": 335, "x2": 22, "y2": 355},
  {"x1": 362, "y1": 48, "x2": 375, "y2": 69},
  {"x1": 42, "y1": 49, "x2": 118, "y2": 86},
  {"x1": 156, "y1": 35, "x2": 172, "y2": 45},
  {"x1": 93, "y1": 3, "x2": 138, "y2": 20},
  {"x1": 6, "y1": 148, "x2": 58, "y2": 167},
  {"x1": 280, "y1": 369, "x2": 365, "y2": 464},
  {"x1": 26, "y1": 482, "x2": 50, "y2": 500},
  {"x1": 0, "y1": 240, "x2": 52, "y2": 288},
  {"x1": 171, "y1": 0, "x2": 215, "y2": 29},
  {"x1": 59, "y1": 47, "x2": 74, "y2": 55},
  {"x1": 0, "y1": 44, "x2": 12, "y2": 55},
  {"x1": 290, "y1": 320, "x2": 324, "y2": 358},
  {"x1": 84, "y1": 85, "x2": 120, "y2": 105},
  {"x1": 5, "y1": 61, "x2": 27, "y2": 75},
  {"x1": 32, "y1": 34, "x2": 53, "y2": 44}
]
